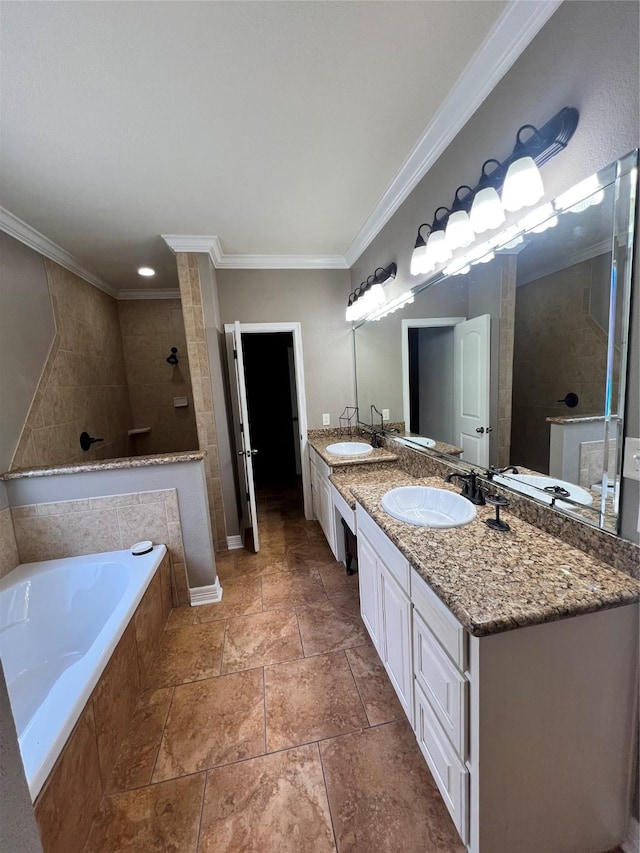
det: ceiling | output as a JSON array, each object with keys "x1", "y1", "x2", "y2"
[{"x1": 0, "y1": 1, "x2": 559, "y2": 294}]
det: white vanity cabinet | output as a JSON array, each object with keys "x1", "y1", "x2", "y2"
[
  {"x1": 355, "y1": 502, "x2": 639, "y2": 853},
  {"x1": 309, "y1": 447, "x2": 336, "y2": 556}
]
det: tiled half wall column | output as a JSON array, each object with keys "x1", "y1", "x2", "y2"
[{"x1": 175, "y1": 253, "x2": 227, "y2": 550}]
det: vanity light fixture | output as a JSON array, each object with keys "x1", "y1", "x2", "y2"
[
  {"x1": 409, "y1": 106, "x2": 579, "y2": 275},
  {"x1": 346, "y1": 263, "x2": 397, "y2": 323},
  {"x1": 444, "y1": 187, "x2": 475, "y2": 251},
  {"x1": 137, "y1": 266, "x2": 155, "y2": 277},
  {"x1": 410, "y1": 224, "x2": 432, "y2": 276}
]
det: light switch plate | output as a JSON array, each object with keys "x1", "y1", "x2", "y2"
[
  {"x1": 382, "y1": 409, "x2": 390, "y2": 421},
  {"x1": 622, "y1": 437, "x2": 640, "y2": 481},
  {"x1": 322, "y1": 413, "x2": 330, "y2": 426}
]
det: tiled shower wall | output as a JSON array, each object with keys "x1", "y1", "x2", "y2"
[
  {"x1": 11, "y1": 260, "x2": 132, "y2": 470},
  {"x1": 0, "y1": 506, "x2": 19, "y2": 579},
  {"x1": 118, "y1": 299, "x2": 198, "y2": 455},
  {"x1": 10, "y1": 488, "x2": 189, "y2": 605},
  {"x1": 176, "y1": 253, "x2": 227, "y2": 550}
]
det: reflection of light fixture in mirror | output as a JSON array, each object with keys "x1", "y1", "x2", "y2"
[
  {"x1": 445, "y1": 187, "x2": 475, "y2": 250},
  {"x1": 555, "y1": 174, "x2": 604, "y2": 212},
  {"x1": 518, "y1": 202, "x2": 558, "y2": 234},
  {"x1": 410, "y1": 224, "x2": 432, "y2": 276},
  {"x1": 444, "y1": 258, "x2": 470, "y2": 277},
  {"x1": 467, "y1": 240, "x2": 495, "y2": 265},
  {"x1": 492, "y1": 224, "x2": 524, "y2": 250},
  {"x1": 138, "y1": 266, "x2": 155, "y2": 277}
]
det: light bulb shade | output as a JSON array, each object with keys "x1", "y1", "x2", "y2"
[
  {"x1": 410, "y1": 244, "x2": 427, "y2": 276},
  {"x1": 444, "y1": 210, "x2": 475, "y2": 250},
  {"x1": 425, "y1": 229, "x2": 451, "y2": 265},
  {"x1": 501, "y1": 156, "x2": 544, "y2": 212},
  {"x1": 370, "y1": 283, "x2": 385, "y2": 306},
  {"x1": 469, "y1": 186, "x2": 505, "y2": 233}
]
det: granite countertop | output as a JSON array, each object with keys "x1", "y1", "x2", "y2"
[
  {"x1": 330, "y1": 464, "x2": 413, "y2": 509},
  {"x1": 308, "y1": 434, "x2": 398, "y2": 467},
  {"x1": 349, "y1": 475, "x2": 640, "y2": 638},
  {"x1": 390, "y1": 432, "x2": 463, "y2": 457},
  {"x1": 0, "y1": 451, "x2": 206, "y2": 481},
  {"x1": 546, "y1": 414, "x2": 617, "y2": 424}
]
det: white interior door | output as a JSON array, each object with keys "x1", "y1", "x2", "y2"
[
  {"x1": 229, "y1": 322, "x2": 260, "y2": 552},
  {"x1": 454, "y1": 314, "x2": 491, "y2": 467}
]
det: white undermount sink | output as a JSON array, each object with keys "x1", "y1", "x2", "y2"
[
  {"x1": 381, "y1": 486, "x2": 477, "y2": 529},
  {"x1": 325, "y1": 441, "x2": 373, "y2": 456},
  {"x1": 493, "y1": 473, "x2": 593, "y2": 509},
  {"x1": 394, "y1": 436, "x2": 436, "y2": 449}
]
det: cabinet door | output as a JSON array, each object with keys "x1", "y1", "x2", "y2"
[
  {"x1": 378, "y1": 563, "x2": 413, "y2": 723},
  {"x1": 357, "y1": 534, "x2": 380, "y2": 650},
  {"x1": 319, "y1": 476, "x2": 336, "y2": 554}
]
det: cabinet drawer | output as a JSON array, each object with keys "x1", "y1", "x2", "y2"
[
  {"x1": 356, "y1": 505, "x2": 410, "y2": 591},
  {"x1": 414, "y1": 610, "x2": 467, "y2": 759},
  {"x1": 414, "y1": 681, "x2": 468, "y2": 845},
  {"x1": 411, "y1": 568, "x2": 466, "y2": 670}
]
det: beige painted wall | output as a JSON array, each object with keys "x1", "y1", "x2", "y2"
[
  {"x1": 217, "y1": 268, "x2": 354, "y2": 429},
  {"x1": 0, "y1": 233, "x2": 55, "y2": 473},
  {"x1": 349, "y1": 0, "x2": 639, "y2": 543},
  {"x1": 118, "y1": 299, "x2": 198, "y2": 455}
]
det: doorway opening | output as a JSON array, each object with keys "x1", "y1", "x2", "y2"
[
  {"x1": 241, "y1": 331, "x2": 303, "y2": 512},
  {"x1": 407, "y1": 326, "x2": 456, "y2": 444}
]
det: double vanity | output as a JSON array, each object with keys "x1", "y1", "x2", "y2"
[{"x1": 308, "y1": 432, "x2": 640, "y2": 853}]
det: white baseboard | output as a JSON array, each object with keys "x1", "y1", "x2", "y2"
[
  {"x1": 189, "y1": 579, "x2": 223, "y2": 606},
  {"x1": 226, "y1": 535, "x2": 243, "y2": 550},
  {"x1": 622, "y1": 815, "x2": 639, "y2": 853}
]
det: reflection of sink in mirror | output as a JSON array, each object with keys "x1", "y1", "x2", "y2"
[
  {"x1": 325, "y1": 441, "x2": 373, "y2": 456},
  {"x1": 493, "y1": 473, "x2": 593, "y2": 509},
  {"x1": 381, "y1": 486, "x2": 477, "y2": 528},
  {"x1": 394, "y1": 436, "x2": 436, "y2": 449}
]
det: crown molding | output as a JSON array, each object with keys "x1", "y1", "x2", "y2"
[
  {"x1": 342, "y1": 0, "x2": 563, "y2": 267},
  {"x1": 0, "y1": 205, "x2": 117, "y2": 297},
  {"x1": 162, "y1": 233, "x2": 348, "y2": 269},
  {"x1": 117, "y1": 288, "x2": 181, "y2": 300}
]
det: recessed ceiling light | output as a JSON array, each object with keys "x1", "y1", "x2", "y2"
[{"x1": 137, "y1": 266, "x2": 155, "y2": 277}]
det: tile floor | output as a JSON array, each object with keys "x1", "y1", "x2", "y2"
[{"x1": 81, "y1": 487, "x2": 474, "y2": 850}]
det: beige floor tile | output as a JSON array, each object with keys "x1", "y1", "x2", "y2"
[
  {"x1": 108, "y1": 687, "x2": 173, "y2": 793},
  {"x1": 165, "y1": 606, "x2": 197, "y2": 630},
  {"x1": 287, "y1": 540, "x2": 336, "y2": 571},
  {"x1": 196, "y1": 576, "x2": 262, "y2": 623},
  {"x1": 297, "y1": 595, "x2": 370, "y2": 656},
  {"x1": 235, "y1": 547, "x2": 288, "y2": 577},
  {"x1": 318, "y1": 560, "x2": 360, "y2": 599},
  {"x1": 265, "y1": 651, "x2": 367, "y2": 752},
  {"x1": 261, "y1": 568, "x2": 327, "y2": 610},
  {"x1": 145, "y1": 620, "x2": 225, "y2": 688},
  {"x1": 320, "y1": 721, "x2": 465, "y2": 853},
  {"x1": 345, "y1": 644, "x2": 404, "y2": 727},
  {"x1": 84, "y1": 773, "x2": 205, "y2": 853},
  {"x1": 153, "y1": 670, "x2": 265, "y2": 782},
  {"x1": 221, "y1": 609, "x2": 303, "y2": 673},
  {"x1": 198, "y1": 744, "x2": 336, "y2": 853}
]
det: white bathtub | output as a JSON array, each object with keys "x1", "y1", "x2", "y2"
[{"x1": 0, "y1": 545, "x2": 167, "y2": 800}]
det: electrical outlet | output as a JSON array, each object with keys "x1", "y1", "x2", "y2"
[
  {"x1": 322, "y1": 413, "x2": 330, "y2": 426},
  {"x1": 382, "y1": 409, "x2": 390, "y2": 421},
  {"x1": 622, "y1": 437, "x2": 640, "y2": 481}
]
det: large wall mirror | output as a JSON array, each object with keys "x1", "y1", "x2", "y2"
[{"x1": 354, "y1": 150, "x2": 638, "y2": 534}]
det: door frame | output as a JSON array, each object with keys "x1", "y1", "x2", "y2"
[
  {"x1": 401, "y1": 317, "x2": 467, "y2": 431},
  {"x1": 224, "y1": 322, "x2": 312, "y2": 520}
]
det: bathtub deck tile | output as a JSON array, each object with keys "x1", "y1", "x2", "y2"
[
  {"x1": 107, "y1": 687, "x2": 174, "y2": 794},
  {"x1": 145, "y1": 619, "x2": 225, "y2": 688},
  {"x1": 92, "y1": 621, "x2": 140, "y2": 791},
  {"x1": 84, "y1": 772, "x2": 205, "y2": 853},
  {"x1": 152, "y1": 669, "x2": 265, "y2": 782},
  {"x1": 36, "y1": 703, "x2": 103, "y2": 853},
  {"x1": 134, "y1": 571, "x2": 165, "y2": 683}
]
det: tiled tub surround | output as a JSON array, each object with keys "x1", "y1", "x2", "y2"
[
  {"x1": 0, "y1": 504, "x2": 19, "y2": 579},
  {"x1": 26, "y1": 548, "x2": 172, "y2": 853},
  {"x1": 10, "y1": 489, "x2": 188, "y2": 606},
  {"x1": 351, "y1": 476, "x2": 640, "y2": 637}
]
